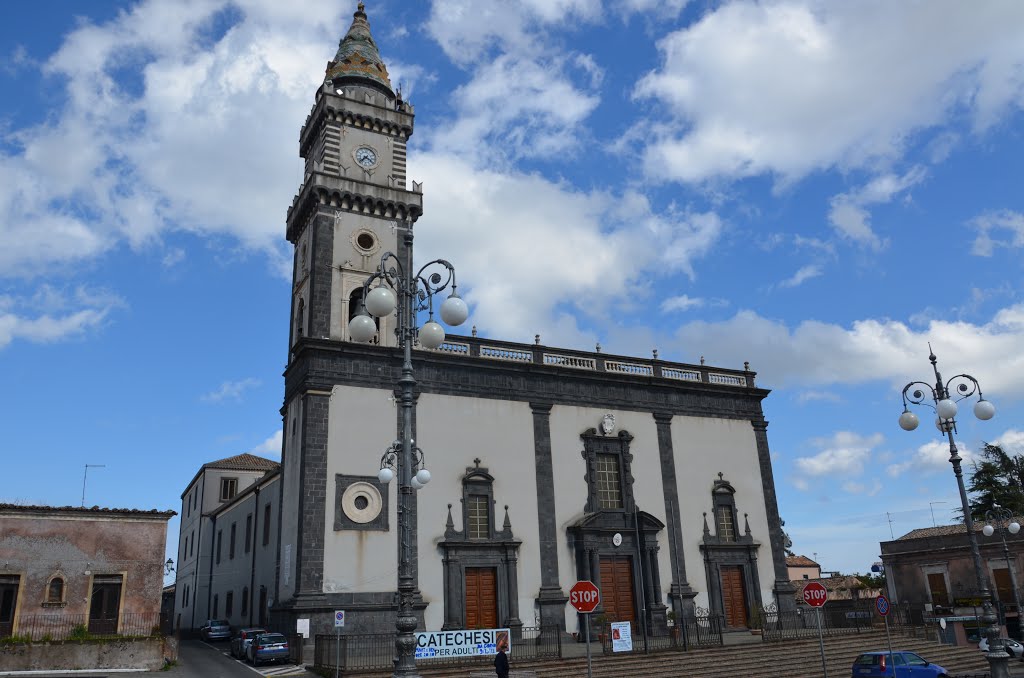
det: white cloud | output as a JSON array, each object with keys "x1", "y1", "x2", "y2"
[
  {"x1": 990, "y1": 429, "x2": 1024, "y2": 453},
  {"x1": 794, "y1": 431, "x2": 883, "y2": 477},
  {"x1": 826, "y1": 167, "x2": 926, "y2": 249},
  {"x1": 425, "y1": 0, "x2": 601, "y2": 66},
  {"x1": 778, "y1": 264, "x2": 822, "y2": 289},
  {"x1": 0, "y1": 286, "x2": 123, "y2": 349},
  {"x1": 886, "y1": 439, "x2": 975, "y2": 477},
  {"x1": 411, "y1": 153, "x2": 725, "y2": 344},
  {"x1": 666, "y1": 304, "x2": 1024, "y2": 399},
  {"x1": 634, "y1": 1, "x2": 1024, "y2": 184},
  {"x1": 970, "y1": 210, "x2": 1024, "y2": 256},
  {"x1": 201, "y1": 378, "x2": 262, "y2": 403},
  {"x1": 0, "y1": 0, "x2": 337, "y2": 278},
  {"x1": 661, "y1": 295, "x2": 704, "y2": 313},
  {"x1": 796, "y1": 390, "x2": 842, "y2": 404},
  {"x1": 249, "y1": 429, "x2": 283, "y2": 458}
]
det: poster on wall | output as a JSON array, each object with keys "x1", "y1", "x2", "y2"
[
  {"x1": 414, "y1": 628, "x2": 511, "y2": 659},
  {"x1": 611, "y1": 621, "x2": 632, "y2": 653}
]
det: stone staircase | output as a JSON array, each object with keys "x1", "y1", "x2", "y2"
[{"x1": 347, "y1": 629, "x2": 999, "y2": 677}]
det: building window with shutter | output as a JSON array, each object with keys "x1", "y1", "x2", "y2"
[
  {"x1": 216, "y1": 530, "x2": 223, "y2": 564},
  {"x1": 245, "y1": 514, "x2": 252, "y2": 553},
  {"x1": 229, "y1": 523, "x2": 236, "y2": 560},
  {"x1": 263, "y1": 504, "x2": 272, "y2": 545},
  {"x1": 580, "y1": 427, "x2": 635, "y2": 515},
  {"x1": 220, "y1": 478, "x2": 238, "y2": 501}
]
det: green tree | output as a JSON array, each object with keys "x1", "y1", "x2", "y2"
[{"x1": 965, "y1": 443, "x2": 1024, "y2": 519}]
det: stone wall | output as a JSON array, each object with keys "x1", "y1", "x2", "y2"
[{"x1": 0, "y1": 636, "x2": 175, "y2": 672}]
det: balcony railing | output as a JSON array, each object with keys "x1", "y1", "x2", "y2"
[
  {"x1": 5, "y1": 612, "x2": 162, "y2": 641},
  {"x1": 426, "y1": 335, "x2": 755, "y2": 388}
]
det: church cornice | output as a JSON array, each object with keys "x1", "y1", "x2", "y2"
[
  {"x1": 286, "y1": 172, "x2": 423, "y2": 242},
  {"x1": 283, "y1": 336, "x2": 769, "y2": 420}
]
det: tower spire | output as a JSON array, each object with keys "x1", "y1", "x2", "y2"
[{"x1": 325, "y1": 3, "x2": 394, "y2": 97}]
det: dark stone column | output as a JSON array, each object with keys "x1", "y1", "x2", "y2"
[
  {"x1": 505, "y1": 545, "x2": 523, "y2": 633},
  {"x1": 294, "y1": 391, "x2": 329, "y2": 604},
  {"x1": 531, "y1": 402, "x2": 567, "y2": 628},
  {"x1": 653, "y1": 412, "x2": 697, "y2": 616},
  {"x1": 751, "y1": 417, "x2": 797, "y2": 611},
  {"x1": 308, "y1": 211, "x2": 334, "y2": 339}
]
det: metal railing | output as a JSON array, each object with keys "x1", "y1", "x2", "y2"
[
  {"x1": 314, "y1": 626, "x2": 561, "y2": 674},
  {"x1": 594, "y1": 611, "x2": 724, "y2": 655},
  {"x1": 4, "y1": 612, "x2": 162, "y2": 641}
]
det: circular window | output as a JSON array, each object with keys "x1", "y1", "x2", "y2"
[
  {"x1": 341, "y1": 482, "x2": 383, "y2": 524},
  {"x1": 356, "y1": 232, "x2": 376, "y2": 251}
]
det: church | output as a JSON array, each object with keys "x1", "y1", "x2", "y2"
[{"x1": 174, "y1": 2, "x2": 795, "y2": 646}]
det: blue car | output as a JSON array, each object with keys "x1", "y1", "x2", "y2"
[
  {"x1": 248, "y1": 632, "x2": 290, "y2": 666},
  {"x1": 851, "y1": 651, "x2": 948, "y2": 677}
]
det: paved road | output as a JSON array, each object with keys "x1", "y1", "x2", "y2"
[{"x1": 18, "y1": 639, "x2": 318, "y2": 678}]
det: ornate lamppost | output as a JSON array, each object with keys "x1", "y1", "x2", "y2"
[
  {"x1": 984, "y1": 505, "x2": 1023, "y2": 639},
  {"x1": 897, "y1": 346, "x2": 1003, "y2": 676},
  {"x1": 348, "y1": 222, "x2": 468, "y2": 678}
]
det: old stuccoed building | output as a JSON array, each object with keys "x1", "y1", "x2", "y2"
[
  {"x1": 265, "y1": 2, "x2": 797, "y2": 644},
  {"x1": 0, "y1": 504, "x2": 174, "y2": 639}
]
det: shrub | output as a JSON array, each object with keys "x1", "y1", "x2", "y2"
[{"x1": 69, "y1": 624, "x2": 92, "y2": 641}]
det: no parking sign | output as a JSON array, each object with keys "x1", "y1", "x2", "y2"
[
  {"x1": 875, "y1": 595, "x2": 890, "y2": 617},
  {"x1": 335, "y1": 610, "x2": 346, "y2": 628}
]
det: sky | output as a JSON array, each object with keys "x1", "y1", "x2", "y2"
[{"x1": 2, "y1": 0, "x2": 1024, "y2": 585}]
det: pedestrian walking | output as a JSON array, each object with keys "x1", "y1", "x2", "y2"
[{"x1": 494, "y1": 637, "x2": 509, "y2": 678}]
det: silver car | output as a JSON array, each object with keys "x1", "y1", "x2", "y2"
[
  {"x1": 200, "y1": 619, "x2": 231, "y2": 642},
  {"x1": 978, "y1": 636, "x2": 1024, "y2": 658}
]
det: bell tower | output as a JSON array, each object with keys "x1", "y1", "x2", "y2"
[{"x1": 285, "y1": 2, "x2": 421, "y2": 350}]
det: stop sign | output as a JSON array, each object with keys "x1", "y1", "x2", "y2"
[
  {"x1": 803, "y1": 582, "x2": 828, "y2": 608},
  {"x1": 569, "y1": 580, "x2": 601, "y2": 613}
]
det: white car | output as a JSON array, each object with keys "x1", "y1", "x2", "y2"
[{"x1": 978, "y1": 636, "x2": 1024, "y2": 658}]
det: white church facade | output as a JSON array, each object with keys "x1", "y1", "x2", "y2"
[{"x1": 174, "y1": 2, "x2": 795, "y2": 644}]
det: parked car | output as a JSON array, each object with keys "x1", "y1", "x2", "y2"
[
  {"x1": 978, "y1": 636, "x2": 1024, "y2": 658},
  {"x1": 230, "y1": 627, "x2": 267, "y2": 659},
  {"x1": 200, "y1": 619, "x2": 231, "y2": 642},
  {"x1": 248, "y1": 632, "x2": 290, "y2": 666},
  {"x1": 851, "y1": 651, "x2": 949, "y2": 677}
]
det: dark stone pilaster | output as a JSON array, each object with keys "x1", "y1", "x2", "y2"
[
  {"x1": 295, "y1": 391, "x2": 329, "y2": 603},
  {"x1": 752, "y1": 417, "x2": 796, "y2": 611},
  {"x1": 530, "y1": 402, "x2": 567, "y2": 627},
  {"x1": 308, "y1": 212, "x2": 334, "y2": 339},
  {"x1": 653, "y1": 412, "x2": 696, "y2": 616}
]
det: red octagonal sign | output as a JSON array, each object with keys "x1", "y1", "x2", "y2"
[
  {"x1": 803, "y1": 582, "x2": 828, "y2": 608},
  {"x1": 569, "y1": 580, "x2": 601, "y2": 613}
]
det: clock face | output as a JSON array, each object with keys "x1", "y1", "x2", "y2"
[{"x1": 354, "y1": 146, "x2": 378, "y2": 168}]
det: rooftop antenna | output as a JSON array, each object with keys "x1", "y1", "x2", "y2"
[
  {"x1": 929, "y1": 501, "x2": 948, "y2": 527},
  {"x1": 81, "y1": 464, "x2": 106, "y2": 507},
  {"x1": 886, "y1": 511, "x2": 895, "y2": 539}
]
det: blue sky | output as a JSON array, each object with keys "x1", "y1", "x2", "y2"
[{"x1": 3, "y1": 0, "x2": 1024, "y2": 583}]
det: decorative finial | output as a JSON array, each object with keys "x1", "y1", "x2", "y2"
[
  {"x1": 357, "y1": 2, "x2": 365, "y2": 11},
  {"x1": 596, "y1": 342, "x2": 601, "y2": 353},
  {"x1": 744, "y1": 513, "x2": 751, "y2": 535},
  {"x1": 718, "y1": 472, "x2": 724, "y2": 480},
  {"x1": 702, "y1": 512, "x2": 710, "y2": 535},
  {"x1": 472, "y1": 325, "x2": 477, "y2": 337},
  {"x1": 474, "y1": 457, "x2": 481, "y2": 467},
  {"x1": 503, "y1": 505, "x2": 512, "y2": 531},
  {"x1": 744, "y1": 361, "x2": 750, "y2": 371},
  {"x1": 653, "y1": 349, "x2": 658, "y2": 360},
  {"x1": 700, "y1": 355, "x2": 705, "y2": 365},
  {"x1": 535, "y1": 334, "x2": 540, "y2": 345}
]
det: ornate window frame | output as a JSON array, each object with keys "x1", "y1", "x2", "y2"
[
  {"x1": 42, "y1": 573, "x2": 66, "y2": 608},
  {"x1": 580, "y1": 428, "x2": 635, "y2": 514}
]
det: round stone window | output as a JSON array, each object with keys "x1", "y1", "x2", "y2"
[
  {"x1": 353, "y1": 230, "x2": 378, "y2": 254},
  {"x1": 341, "y1": 482, "x2": 383, "y2": 524}
]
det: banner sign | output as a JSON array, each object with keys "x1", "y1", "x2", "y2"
[
  {"x1": 415, "y1": 628, "x2": 511, "y2": 659},
  {"x1": 611, "y1": 621, "x2": 633, "y2": 653}
]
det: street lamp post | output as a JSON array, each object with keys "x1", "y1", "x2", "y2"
[
  {"x1": 897, "y1": 346, "x2": 1003, "y2": 677},
  {"x1": 348, "y1": 221, "x2": 468, "y2": 678},
  {"x1": 984, "y1": 506, "x2": 1023, "y2": 639}
]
